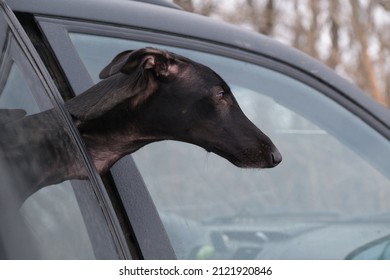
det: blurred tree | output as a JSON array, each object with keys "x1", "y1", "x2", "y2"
[
  {"x1": 327, "y1": 0, "x2": 340, "y2": 69},
  {"x1": 246, "y1": 0, "x2": 276, "y2": 35},
  {"x1": 173, "y1": 0, "x2": 194, "y2": 12},
  {"x1": 350, "y1": 0, "x2": 385, "y2": 105},
  {"x1": 173, "y1": 0, "x2": 390, "y2": 107}
]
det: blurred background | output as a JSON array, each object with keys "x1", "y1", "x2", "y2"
[{"x1": 172, "y1": 0, "x2": 390, "y2": 108}]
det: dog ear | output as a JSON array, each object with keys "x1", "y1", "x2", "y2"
[
  {"x1": 99, "y1": 47, "x2": 176, "y2": 79},
  {"x1": 67, "y1": 48, "x2": 178, "y2": 122},
  {"x1": 99, "y1": 50, "x2": 133, "y2": 79}
]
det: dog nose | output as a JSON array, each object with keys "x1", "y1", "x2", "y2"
[{"x1": 271, "y1": 150, "x2": 282, "y2": 166}]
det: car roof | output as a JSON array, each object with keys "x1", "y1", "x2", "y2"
[
  {"x1": 6, "y1": 0, "x2": 390, "y2": 130},
  {"x1": 130, "y1": 0, "x2": 181, "y2": 9}
]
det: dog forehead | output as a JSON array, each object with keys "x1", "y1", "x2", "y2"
[
  {"x1": 170, "y1": 53, "x2": 213, "y2": 74},
  {"x1": 167, "y1": 51, "x2": 229, "y2": 89},
  {"x1": 197, "y1": 64, "x2": 228, "y2": 87},
  {"x1": 176, "y1": 64, "x2": 223, "y2": 91},
  {"x1": 185, "y1": 59, "x2": 224, "y2": 80}
]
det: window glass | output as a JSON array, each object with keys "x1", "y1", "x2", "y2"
[
  {"x1": 0, "y1": 63, "x2": 40, "y2": 114},
  {"x1": 70, "y1": 33, "x2": 390, "y2": 260},
  {"x1": 0, "y1": 18, "x2": 120, "y2": 259}
]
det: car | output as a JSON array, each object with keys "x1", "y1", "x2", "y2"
[{"x1": 0, "y1": 0, "x2": 389, "y2": 260}]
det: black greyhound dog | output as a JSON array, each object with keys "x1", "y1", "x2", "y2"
[{"x1": 0, "y1": 47, "x2": 281, "y2": 201}]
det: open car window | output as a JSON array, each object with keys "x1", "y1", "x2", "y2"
[
  {"x1": 0, "y1": 9, "x2": 122, "y2": 259},
  {"x1": 67, "y1": 32, "x2": 390, "y2": 260}
]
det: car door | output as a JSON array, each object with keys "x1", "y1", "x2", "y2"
[
  {"x1": 27, "y1": 9, "x2": 390, "y2": 260},
  {"x1": 0, "y1": 2, "x2": 131, "y2": 259}
]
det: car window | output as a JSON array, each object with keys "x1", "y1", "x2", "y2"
[
  {"x1": 0, "y1": 15, "x2": 121, "y2": 259},
  {"x1": 69, "y1": 33, "x2": 390, "y2": 260}
]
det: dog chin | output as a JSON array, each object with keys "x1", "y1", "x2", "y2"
[
  {"x1": 210, "y1": 147, "x2": 273, "y2": 169},
  {"x1": 229, "y1": 158, "x2": 272, "y2": 169}
]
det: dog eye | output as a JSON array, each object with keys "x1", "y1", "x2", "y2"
[{"x1": 216, "y1": 91, "x2": 225, "y2": 99}]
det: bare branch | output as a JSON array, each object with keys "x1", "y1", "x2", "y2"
[
  {"x1": 350, "y1": 0, "x2": 386, "y2": 105},
  {"x1": 307, "y1": 0, "x2": 319, "y2": 58},
  {"x1": 327, "y1": 0, "x2": 341, "y2": 68}
]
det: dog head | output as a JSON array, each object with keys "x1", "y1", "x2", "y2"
[{"x1": 68, "y1": 47, "x2": 282, "y2": 168}]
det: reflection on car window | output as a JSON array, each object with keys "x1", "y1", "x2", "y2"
[
  {"x1": 0, "y1": 16, "x2": 120, "y2": 259},
  {"x1": 346, "y1": 235, "x2": 390, "y2": 260},
  {"x1": 70, "y1": 33, "x2": 390, "y2": 260},
  {"x1": 0, "y1": 63, "x2": 40, "y2": 115}
]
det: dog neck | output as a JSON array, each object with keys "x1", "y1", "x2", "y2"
[{"x1": 78, "y1": 122, "x2": 156, "y2": 174}]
